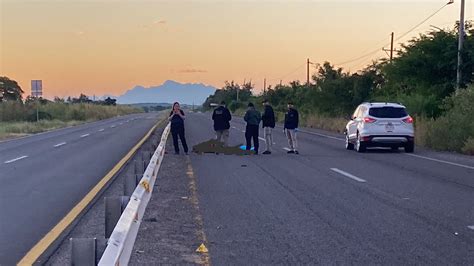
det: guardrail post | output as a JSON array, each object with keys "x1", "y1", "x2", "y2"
[
  {"x1": 70, "y1": 237, "x2": 107, "y2": 266},
  {"x1": 98, "y1": 123, "x2": 171, "y2": 266},
  {"x1": 134, "y1": 160, "x2": 145, "y2": 175},
  {"x1": 123, "y1": 174, "x2": 141, "y2": 196},
  {"x1": 105, "y1": 196, "x2": 130, "y2": 238}
]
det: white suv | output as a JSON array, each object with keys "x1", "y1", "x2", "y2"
[{"x1": 344, "y1": 102, "x2": 415, "y2": 153}]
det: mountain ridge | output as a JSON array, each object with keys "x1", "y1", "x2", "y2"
[{"x1": 109, "y1": 80, "x2": 217, "y2": 105}]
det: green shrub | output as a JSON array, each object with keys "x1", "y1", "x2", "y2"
[
  {"x1": 395, "y1": 93, "x2": 441, "y2": 117},
  {"x1": 425, "y1": 86, "x2": 474, "y2": 152},
  {"x1": 462, "y1": 137, "x2": 474, "y2": 155},
  {"x1": 305, "y1": 113, "x2": 347, "y2": 133}
]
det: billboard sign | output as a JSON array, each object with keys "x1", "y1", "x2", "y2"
[{"x1": 31, "y1": 80, "x2": 43, "y2": 98}]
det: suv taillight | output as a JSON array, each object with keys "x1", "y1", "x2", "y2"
[
  {"x1": 402, "y1": 116, "x2": 414, "y2": 123},
  {"x1": 363, "y1": 117, "x2": 377, "y2": 123}
]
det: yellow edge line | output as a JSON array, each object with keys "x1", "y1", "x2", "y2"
[{"x1": 18, "y1": 119, "x2": 163, "y2": 266}]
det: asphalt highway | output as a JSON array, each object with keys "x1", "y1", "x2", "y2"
[
  {"x1": 186, "y1": 112, "x2": 474, "y2": 264},
  {"x1": 0, "y1": 113, "x2": 160, "y2": 265}
]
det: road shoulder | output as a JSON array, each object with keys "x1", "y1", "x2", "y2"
[{"x1": 129, "y1": 140, "x2": 209, "y2": 265}]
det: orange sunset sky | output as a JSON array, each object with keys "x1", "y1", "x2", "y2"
[{"x1": 0, "y1": 0, "x2": 472, "y2": 98}]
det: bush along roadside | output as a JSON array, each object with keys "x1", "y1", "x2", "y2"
[
  {"x1": 207, "y1": 85, "x2": 474, "y2": 155},
  {"x1": 0, "y1": 102, "x2": 143, "y2": 140}
]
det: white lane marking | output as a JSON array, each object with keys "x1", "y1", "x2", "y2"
[
  {"x1": 125, "y1": 120, "x2": 130, "y2": 123},
  {"x1": 4, "y1": 155, "x2": 28, "y2": 164},
  {"x1": 231, "y1": 126, "x2": 237, "y2": 129},
  {"x1": 298, "y1": 129, "x2": 345, "y2": 141},
  {"x1": 258, "y1": 137, "x2": 266, "y2": 141},
  {"x1": 110, "y1": 125, "x2": 116, "y2": 128},
  {"x1": 330, "y1": 168, "x2": 367, "y2": 183},
  {"x1": 405, "y1": 154, "x2": 474, "y2": 170},
  {"x1": 283, "y1": 147, "x2": 292, "y2": 151},
  {"x1": 80, "y1": 133, "x2": 90, "y2": 138},
  {"x1": 241, "y1": 130, "x2": 245, "y2": 133},
  {"x1": 292, "y1": 126, "x2": 474, "y2": 171},
  {"x1": 54, "y1": 142, "x2": 66, "y2": 147},
  {"x1": 468, "y1": 225, "x2": 474, "y2": 230},
  {"x1": 98, "y1": 128, "x2": 105, "y2": 132},
  {"x1": 119, "y1": 122, "x2": 123, "y2": 125}
]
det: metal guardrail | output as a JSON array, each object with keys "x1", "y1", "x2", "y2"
[{"x1": 98, "y1": 123, "x2": 171, "y2": 266}]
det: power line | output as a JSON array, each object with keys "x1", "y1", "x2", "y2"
[
  {"x1": 394, "y1": 2, "x2": 451, "y2": 42},
  {"x1": 269, "y1": 63, "x2": 306, "y2": 82},
  {"x1": 335, "y1": 1, "x2": 451, "y2": 67}
]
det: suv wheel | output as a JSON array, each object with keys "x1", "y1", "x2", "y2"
[
  {"x1": 405, "y1": 141, "x2": 414, "y2": 153},
  {"x1": 345, "y1": 135, "x2": 354, "y2": 150},
  {"x1": 356, "y1": 134, "x2": 366, "y2": 153}
]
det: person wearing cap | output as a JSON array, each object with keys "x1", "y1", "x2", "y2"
[
  {"x1": 212, "y1": 101, "x2": 232, "y2": 146},
  {"x1": 261, "y1": 99, "x2": 275, "y2": 155},
  {"x1": 284, "y1": 102, "x2": 299, "y2": 154},
  {"x1": 244, "y1": 102, "x2": 262, "y2": 154}
]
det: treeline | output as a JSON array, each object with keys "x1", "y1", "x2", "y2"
[
  {"x1": 203, "y1": 24, "x2": 474, "y2": 154},
  {"x1": 0, "y1": 77, "x2": 141, "y2": 122},
  {"x1": 0, "y1": 101, "x2": 141, "y2": 122}
]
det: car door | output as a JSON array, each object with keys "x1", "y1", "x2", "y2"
[
  {"x1": 347, "y1": 106, "x2": 361, "y2": 140},
  {"x1": 354, "y1": 106, "x2": 366, "y2": 135}
]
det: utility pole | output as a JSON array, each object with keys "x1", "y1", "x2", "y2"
[
  {"x1": 456, "y1": 0, "x2": 465, "y2": 91},
  {"x1": 390, "y1": 32, "x2": 394, "y2": 62},
  {"x1": 279, "y1": 80, "x2": 282, "y2": 87},
  {"x1": 307, "y1": 58, "x2": 310, "y2": 86},
  {"x1": 263, "y1": 78, "x2": 266, "y2": 95},
  {"x1": 382, "y1": 32, "x2": 395, "y2": 63}
]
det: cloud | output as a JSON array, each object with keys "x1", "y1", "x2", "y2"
[
  {"x1": 153, "y1": 20, "x2": 166, "y2": 25},
  {"x1": 178, "y1": 69, "x2": 208, "y2": 73}
]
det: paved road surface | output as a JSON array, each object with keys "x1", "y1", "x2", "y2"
[
  {"x1": 0, "y1": 113, "x2": 160, "y2": 265},
  {"x1": 186, "y1": 112, "x2": 474, "y2": 264}
]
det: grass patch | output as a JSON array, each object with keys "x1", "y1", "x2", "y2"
[
  {"x1": 0, "y1": 102, "x2": 143, "y2": 141},
  {"x1": 0, "y1": 120, "x2": 86, "y2": 141},
  {"x1": 304, "y1": 113, "x2": 347, "y2": 133}
]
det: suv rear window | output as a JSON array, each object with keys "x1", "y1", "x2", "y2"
[{"x1": 369, "y1": 107, "x2": 408, "y2": 118}]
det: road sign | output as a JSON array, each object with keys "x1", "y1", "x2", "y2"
[{"x1": 31, "y1": 80, "x2": 43, "y2": 98}]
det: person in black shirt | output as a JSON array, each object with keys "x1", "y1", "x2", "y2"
[
  {"x1": 284, "y1": 102, "x2": 299, "y2": 154},
  {"x1": 169, "y1": 102, "x2": 189, "y2": 155},
  {"x1": 212, "y1": 101, "x2": 232, "y2": 146},
  {"x1": 261, "y1": 99, "x2": 275, "y2": 155},
  {"x1": 244, "y1": 102, "x2": 262, "y2": 154}
]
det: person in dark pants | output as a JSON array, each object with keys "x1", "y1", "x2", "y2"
[
  {"x1": 169, "y1": 102, "x2": 189, "y2": 155},
  {"x1": 244, "y1": 102, "x2": 261, "y2": 154},
  {"x1": 212, "y1": 101, "x2": 232, "y2": 146},
  {"x1": 261, "y1": 99, "x2": 276, "y2": 155},
  {"x1": 284, "y1": 102, "x2": 299, "y2": 154}
]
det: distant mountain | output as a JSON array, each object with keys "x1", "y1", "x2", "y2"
[{"x1": 115, "y1": 80, "x2": 217, "y2": 105}]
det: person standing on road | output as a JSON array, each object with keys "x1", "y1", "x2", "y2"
[
  {"x1": 244, "y1": 102, "x2": 262, "y2": 154},
  {"x1": 284, "y1": 102, "x2": 299, "y2": 154},
  {"x1": 169, "y1": 102, "x2": 189, "y2": 155},
  {"x1": 212, "y1": 101, "x2": 232, "y2": 146},
  {"x1": 261, "y1": 99, "x2": 275, "y2": 155}
]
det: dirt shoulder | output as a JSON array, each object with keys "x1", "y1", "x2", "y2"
[{"x1": 129, "y1": 140, "x2": 209, "y2": 265}]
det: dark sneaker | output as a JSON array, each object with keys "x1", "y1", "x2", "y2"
[
  {"x1": 294, "y1": 150, "x2": 299, "y2": 154},
  {"x1": 262, "y1": 151, "x2": 271, "y2": 155},
  {"x1": 287, "y1": 150, "x2": 295, "y2": 154},
  {"x1": 175, "y1": 151, "x2": 180, "y2": 155}
]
